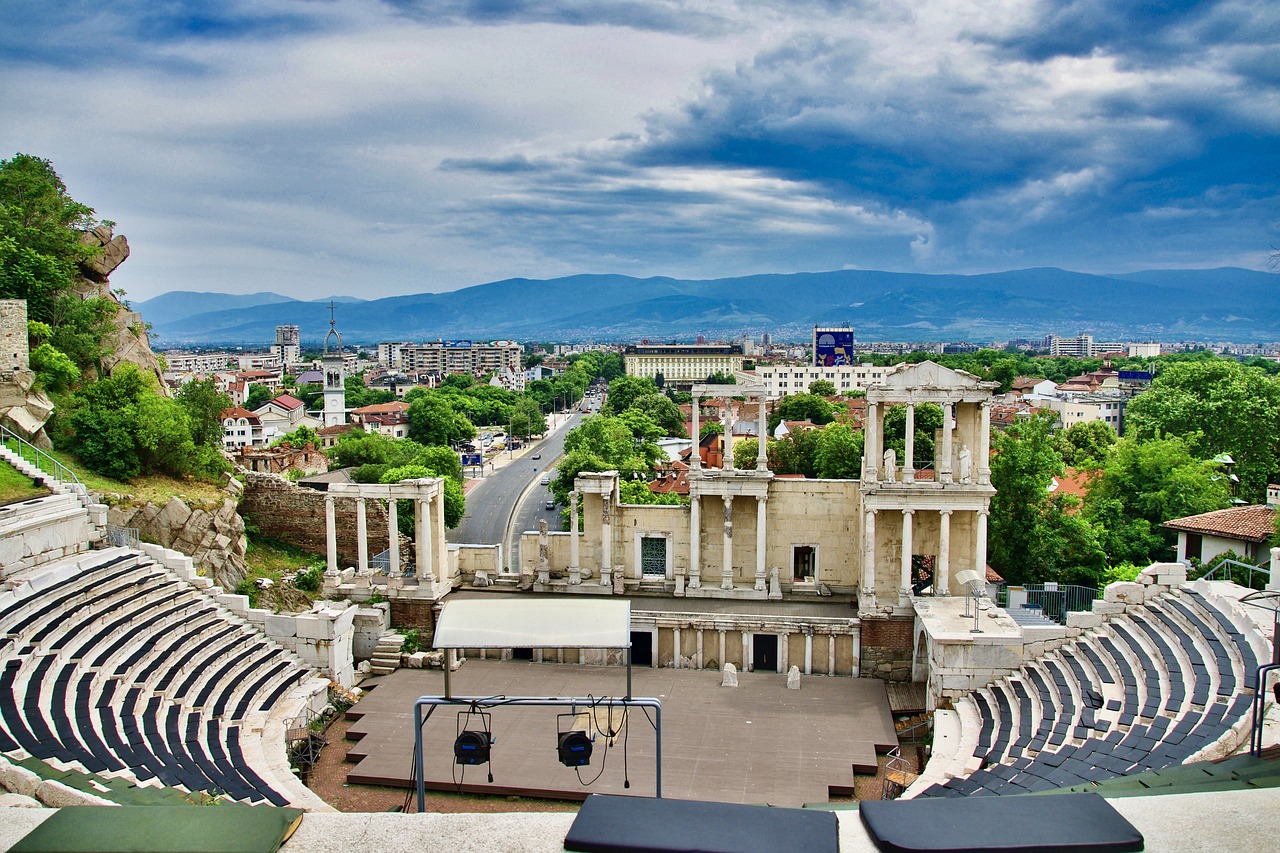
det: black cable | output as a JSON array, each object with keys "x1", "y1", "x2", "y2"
[{"x1": 401, "y1": 705, "x2": 438, "y2": 814}]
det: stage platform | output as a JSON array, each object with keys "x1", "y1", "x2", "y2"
[{"x1": 342, "y1": 660, "x2": 898, "y2": 806}]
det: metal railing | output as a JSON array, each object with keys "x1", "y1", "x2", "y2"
[
  {"x1": 1199, "y1": 558, "x2": 1271, "y2": 591},
  {"x1": 105, "y1": 524, "x2": 140, "y2": 549},
  {"x1": 0, "y1": 424, "x2": 83, "y2": 490},
  {"x1": 996, "y1": 582, "x2": 1097, "y2": 625}
]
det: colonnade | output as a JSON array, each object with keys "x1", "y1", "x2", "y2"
[
  {"x1": 864, "y1": 399, "x2": 991, "y2": 485},
  {"x1": 861, "y1": 506, "x2": 988, "y2": 601},
  {"x1": 324, "y1": 481, "x2": 448, "y2": 587}
]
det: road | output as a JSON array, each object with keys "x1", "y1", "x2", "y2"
[{"x1": 447, "y1": 399, "x2": 600, "y2": 570}]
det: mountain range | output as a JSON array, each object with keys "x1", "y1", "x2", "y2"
[{"x1": 135, "y1": 267, "x2": 1279, "y2": 346}]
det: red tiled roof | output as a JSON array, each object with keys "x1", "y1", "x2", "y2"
[
  {"x1": 269, "y1": 394, "x2": 305, "y2": 410},
  {"x1": 221, "y1": 407, "x2": 259, "y2": 422},
  {"x1": 353, "y1": 401, "x2": 409, "y2": 415},
  {"x1": 1162, "y1": 505, "x2": 1276, "y2": 543}
]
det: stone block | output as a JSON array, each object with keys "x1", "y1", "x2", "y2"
[
  {"x1": 295, "y1": 614, "x2": 333, "y2": 640},
  {"x1": 217, "y1": 593, "x2": 250, "y2": 612},
  {"x1": 1067, "y1": 611, "x2": 1104, "y2": 630},
  {"x1": 1092, "y1": 599, "x2": 1125, "y2": 615},
  {"x1": 941, "y1": 673, "x2": 971, "y2": 691},
  {"x1": 0, "y1": 761, "x2": 41, "y2": 798},
  {"x1": 0, "y1": 792, "x2": 41, "y2": 808},
  {"x1": 36, "y1": 779, "x2": 114, "y2": 807},
  {"x1": 406, "y1": 651, "x2": 429, "y2": 669},
  {"x1": 1104, "y1": 582, "x2": 1145, "y2": 604},
  {"x1": 264, "y1": 613, "x2": 297, "y2": 638}
]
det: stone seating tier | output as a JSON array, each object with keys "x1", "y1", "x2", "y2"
[
  {"x1": 0, "y1": 549, "x2": 317, "y2": 807},
  {"x1": 914, "y1": 584, "x2": 1269, "y2": 799}
]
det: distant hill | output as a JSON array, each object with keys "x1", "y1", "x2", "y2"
[{"x1": 136, "y1": 267, "x2": 1279, "y2": 346}]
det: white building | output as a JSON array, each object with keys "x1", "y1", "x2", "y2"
[{"x1": 749, "y1": 363, "x2": 891, "y2": 396}]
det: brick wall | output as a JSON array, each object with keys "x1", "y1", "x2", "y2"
[
  {"x1": 240, "y1": 472, "x2": 390, "y2": 567},
  {"x1": 390, "y1": 599, "x2": 439, "y2": 641},
  {"x1": 860, "y1": 616, "x2": 915, "y2": 681}
]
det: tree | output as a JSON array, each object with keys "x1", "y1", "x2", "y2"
[
  {"x1": 1084, "y1": 435, "x2": 1229, "y2": 565},
  {"x1": 509, "y1": 396, "x2": 547, "y2": 438},
  {"x1": 407, "y1": 391, "x2": 476, "y2": 446},
  {"x1": 177, "y1": 378, "x2": 233, "y2": 448},
  {"x1": 700, "y1": 420, "x2": 724, "y2": 438},
  {"x1": 768, "y1": 393, "x2": 834, "y2": 432},
  {"x1": 814, "y1": 422, "x2": 864, "y2": 479},
  {"x1": 603, "y1": 375, "x2": 660, "y2": 416},
  {"x1": 1124, "y1": 360, "x2": 1280, "y2": 502},
  {"x1": 381, "y1": 464, "x2": 465, "y2": 529},
  {"x1": 882, "y1": 402, "x2": 943, "y2": 467},
  {"x1": 619, "y1": 480, "x2": 686, "y2": 506},
  {"x1": 273, "y1": 424, "x2": 318, "y2": 448},
  {"x1": 808, "y1": 379, "x2": 837, "y2": 397},
  {"x1": 244, "y1": 384, "x2": 273, "y2": 411},
  {"x1": 1054, "y1": 420, "x2": 1117, "y2": 469},
  {"x1": 628, "y1": 393, "x2": 685, "y2": 437},
  {"x1": 946, "y1": 392, "x2": 1112, "y2": 582},
  {"x1": 768, "y1": 429, "x2": 823, "y2": 478}
]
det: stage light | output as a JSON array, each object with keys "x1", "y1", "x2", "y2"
[
  {"x1": 558, "y1": 730, "x2": 593, "y2": 767},
  {"x1": 454, "y1": 730, "x2": 491, "y2": 765}
]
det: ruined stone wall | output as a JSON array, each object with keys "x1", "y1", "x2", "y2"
[
  {"x1": 0, "y1": 300, "x2": 28, "y2": 373},
  {"x1": 240, "y1": 472, "x2": 389, "y2": 567},
  {"x1": 859, "y1": 616, "x2": 914, "y2": 681}
]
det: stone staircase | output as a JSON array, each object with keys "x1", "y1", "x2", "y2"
[{"x1": 368, "y1": 632, "x2": 405, "y2": 676}]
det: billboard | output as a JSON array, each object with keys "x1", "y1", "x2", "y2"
[
  {"x1": 443, "y1": 340, "x2": 473, "y2": 349},
  {"x1": 462, "y1": 453, "x2": 482, "y2": 467},
  {"x1": 1118, "y1": 371, "x2": 1153, "y2": 382},
  {"x1": 814, "y1": 329, "x2": 855, "y2": 367}
]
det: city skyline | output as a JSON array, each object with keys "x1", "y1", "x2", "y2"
[{"x1": 3, "y1": 1, "x2": 1278, "y2": 302}]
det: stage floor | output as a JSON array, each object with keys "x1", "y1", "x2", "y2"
[{"x1": 342, "y1": 661, "x2": 898, "y2": 806}]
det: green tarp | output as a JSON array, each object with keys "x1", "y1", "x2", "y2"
[{"x1": 10, "y1": 805, "x2": 304, "y2": 853}]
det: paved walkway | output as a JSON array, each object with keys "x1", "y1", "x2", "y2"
[{"x1": 343, "y1": 660, "x2": 897, "y2": 806}]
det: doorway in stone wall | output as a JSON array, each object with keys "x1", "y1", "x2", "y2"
[
  {"x1": 793, "y1": 545, "x2": 816, "y2": 582},
  {"x1": 752, "y1": 634, "x2": 778, "y2": 673}
]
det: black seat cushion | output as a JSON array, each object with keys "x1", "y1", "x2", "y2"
[
  {"x1": 859, "y1": 792, "x2": 1142, "y2": 853},
  {"x1": 565, "y1": 795, "x2": 839, "y2": 853}
]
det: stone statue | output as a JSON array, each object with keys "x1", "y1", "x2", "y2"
[
  {"x1": 721, "y1": 663, "x2": 738, "y2": 688},
  {"x1": 768, "y1": 566, "x2": 782, "y2": 600},
  {"x1": 883, "y1": 448, "x2": 897, "y2": 483},
  {"x1": 787, "y1": 665, "x2": 801, "y2": 690},
  {"x1": 958, "y1": 444, "x2": 972, "y2": 484}
]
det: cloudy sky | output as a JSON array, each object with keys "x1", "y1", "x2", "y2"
[{"x1": 3, "y1": 0, "x2": 1277, "y2": 302}]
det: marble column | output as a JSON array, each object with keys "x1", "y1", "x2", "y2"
[
  {"x1": 900, "y1": 508, "x2": 915, "y2": 605},
  {"x1": 828, "y1": 635, "x2": 836, "y2": 676},
  {"x1": 976, "y1": 506, "x2": 989, "y2": 579},
  {"x1": 600, "y1": 493, "x2": 614, "y2": 587},
  {"x1": 356, "y1": 497, "x2": 368, "y2": 574},
  {"x1": 568, "y1": 490, "x2": 581, "y2": 583},
  {"x1": 804, "y1": 633, "x2": 813, "y2": 676},
  {"x1": 978, "y1": 401, "x2": 992, "y2": 484},
  {"x1": 756, "y1": 397, "x2": 769, "y2": 470},
  {"x1": 325, "y1": 495, "x2": 337, "y2": 572},
  {"x1": 434, "y1": 490, "x2": 448, "y2": 586},
  {"x1": 673, "y1": 627, "x2": 682, "y2": 669},
  {"x1": 861, "y1": 509, "x2": 877, "y2": 610},
  {"x1": 387, "y1": 498, "x2": 399, "y2": 575},
  {"x1": 721, "y1": 495, "x2": 734, "y2": 590},
  {"x1": 696, "y1": 630, "x2": 704, "y2": 669},
  {"x1": 937, "y1": 509, "x2": 952, "y2": 595},
  {"x1": 416, "y1": 498, "x2": 431, "y2": 582},
  {"x1": 864, "y1": 401, "x2": 879, "y2": 482},
  {"x1": 754, "y1": 494, "x2": 768, "y2": 592},
  {"x1": 780, "y1": 632, "x2": 789, "y2": 674},
  {"x1": 690, "y1": 394, "x2": 701, "y2": 470},
  {"x1": 689, "y1": 494, "x2": 701, "y2": 589},
  {"x1": 742, "y1": 633, "x2": 751, "y2": 672},
  {"x1": 718, "y1": 630, "x2": 726, "y2": 670},
  {"x1": 903, "y1": 403, "x2": 916, "y2": 483},
  {"x1": 939, "y1": 402, "x2": 954, "y2": 484}
]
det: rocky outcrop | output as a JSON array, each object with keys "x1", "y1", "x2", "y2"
[
  {"x1": 76, "y1": 225, "x2": 167, "y2": 391},
  {"x1": 108, "y1": 496, "x2": 249, "y2": 589},
  {"x1": 0, "y1": 300, "x2": 55, "y2": 447}
]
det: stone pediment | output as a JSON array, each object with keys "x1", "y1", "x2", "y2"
[{"x1": 867, "y1": 361, "x2": 997, "y2": 402}]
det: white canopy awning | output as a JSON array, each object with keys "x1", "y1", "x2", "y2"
[{"x1": 432, "y1": 598, "x2": 632, "y2": 649}]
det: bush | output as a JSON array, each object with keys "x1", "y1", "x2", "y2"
[
  {"x1": 294, "y1": 566, "x2": 322, "y2": 592},
  {"x1": 401, "y1": 629, "x2": 421, "y2": 655}
]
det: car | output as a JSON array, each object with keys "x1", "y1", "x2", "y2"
[
  {"x1": 531, "y1": 453, "x2": 541, "y2": 460},
  {"x1": 545, "y1": 499, "x2": 556, "y2": 510},
  {"x1": 540, "y1": 476, "x2": 550, "y2": 485}
]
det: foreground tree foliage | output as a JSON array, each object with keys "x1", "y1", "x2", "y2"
[{"x1": 63, "y1": 364, "x2": 224, "y2": 481}]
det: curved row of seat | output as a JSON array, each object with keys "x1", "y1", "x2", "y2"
[
  {"x1": 916, "y1": 584, "x2": 1267, "y2": 798},
  {"x1": 0, "y1": 547, "x2": 319, "y2": 805}
]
